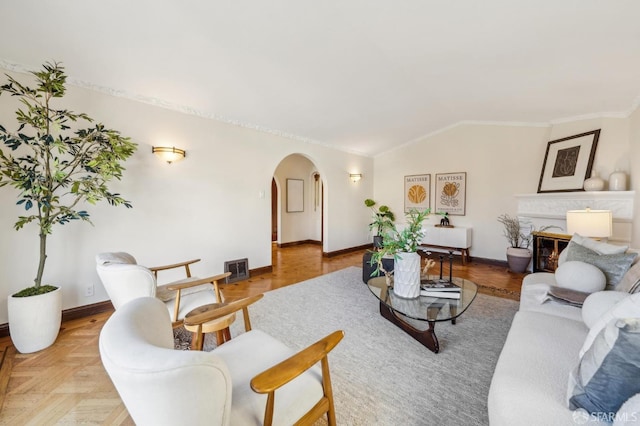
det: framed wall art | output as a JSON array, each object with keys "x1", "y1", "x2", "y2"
[
  {"x1": 537, "y1": 129, "x2": 600, "y2": 193},
  {"x1": 435, "y1": 172, "x2": 466, "y2": 216},
  {"x1": 286, "y1": 178, "x2": 304, "y2": 212},
  {"x1": 404, "y1": 174, "x2": 430, "y2": 213}
]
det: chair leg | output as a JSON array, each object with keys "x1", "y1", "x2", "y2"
[{"x1": 192, "y1": 331, "x2": 204, "y2": 351}]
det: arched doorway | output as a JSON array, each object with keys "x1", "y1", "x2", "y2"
[{"x1": 272, "y1": 154, "x2": 323, "y2": 247}]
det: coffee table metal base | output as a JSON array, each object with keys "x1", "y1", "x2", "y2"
[{"x1": 379, "y1": 301, "x2": 440, "y2": 353}]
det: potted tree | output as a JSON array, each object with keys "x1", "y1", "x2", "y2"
[
  {"x1": 364, "y1": 199, "x2": 395, "y2": 249},
  {"x1": 371, "y1": 208, "x2": 430, "y2": 298},
  {"x1": 0, "y1": 62, "x2": 137, "y2": 353},
  {"x1": 497, "y1": 214, "x2": 534, "y2": 273}
]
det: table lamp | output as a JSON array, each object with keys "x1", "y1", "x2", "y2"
[{"x1": 566, "y1": 208, "x2": 612, "y2": 240}]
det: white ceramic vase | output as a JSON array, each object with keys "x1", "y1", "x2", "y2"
[
  {"x1": 609, "y1": 170, "x2": 627, "y2": 191},
  {"x1": 8, "y1": 286, "x2": 62, "y2": 353},
  {"x1": 393, "y1": 251, "x2": 421, "y2": 298},
  {"x1": 583, "y1": 172, "x2": 604, "y2": 191}
]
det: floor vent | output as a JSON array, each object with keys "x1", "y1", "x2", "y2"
[{"x1": 224, "y1": 258, "x2": 249, "y2": 283}]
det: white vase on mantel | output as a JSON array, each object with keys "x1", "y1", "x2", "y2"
[
  {"x1": 583, "y1": 172, "x2": 605, "y2": 192},
  {"x1": 393, "y1": 251, "x2": 421, "y2": 298},
  {"x1": 609, "y1": 170, "x2": 627, "y2": 191}
]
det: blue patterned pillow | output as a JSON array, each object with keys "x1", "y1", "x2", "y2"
[
  {"x1": 568, "y1": 318, "x2": 640, "y2": 420},
  {"x1": 565, "y1": 241, "x2": 637, "y2": 289}
]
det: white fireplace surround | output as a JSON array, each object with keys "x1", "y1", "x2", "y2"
[{"x1": 515, "y1": 191, "x2": 635, "y2": 244}]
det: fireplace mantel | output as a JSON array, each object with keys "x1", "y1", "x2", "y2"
[
  {"x1": 515, "y1": 191, "x2": 635, "y2": 221},
  {"x1": 515, "y1": 191, "x2": 635, "y2": 243}
]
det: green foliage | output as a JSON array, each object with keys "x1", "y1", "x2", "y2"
[
  {"x1": 0, "y1": 62, "x2": 137, "y2": 289},
  {"x1": 364, "y1": 199, "x2": 396, "y2": 236},
  {"x1": 369, "y1": 208, "x2": 430, "y2": 276},
  {"x1": 13, "y1": 285, "x2": 58, "y2": 297}
]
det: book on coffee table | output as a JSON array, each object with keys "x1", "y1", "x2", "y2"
[
  {"x1": 420, "y1": 290, "x2": 461, "y2": 299},
  {"x1": 420, "y1": 279, "x2": 461, "y2": 292}
]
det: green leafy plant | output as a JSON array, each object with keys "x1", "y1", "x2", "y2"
[
  {"x1": 0, "y1": 62, "x2": 137, "y2": 295},
  {"x1": 364, "y1": 198, "x2": 395, "y2": 236},
  {"x1": 370, "y1": 208, "x2": 430, "y2": 276}
]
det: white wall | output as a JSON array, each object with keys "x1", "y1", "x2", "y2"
[
  {"x1": 630, "y1": 106, "x2": 640, "y2": 246},
  {"x1": 374, "y1": 116, "x2": 638, "y2": 261},
  {"x1": 0, "y1": 69, "x2": 373, "y2": 323}
]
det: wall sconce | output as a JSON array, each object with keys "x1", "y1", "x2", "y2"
[
  {"x1": 566, "y1": 208, "x2": 612, "y2": 239},
  {"x1": 152, "y1": 146, "x2": 186, "y2": 164},
  {"x1": 349, "y1": 173, "x2": 362, "y2": 183}
]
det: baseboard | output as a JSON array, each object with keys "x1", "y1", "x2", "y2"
[
  {"x1": 0, "y1": 300, "x2": 114, "y2": 339},
  {"x1": 323, "y1": 244, "x2": 371, "y2": 258},
  {"x1": 250, "y1": 265, "x2": 273, "y2": 276},
  {"x1": 278, "y1": 239, "x2": 322, "y2": 248}
]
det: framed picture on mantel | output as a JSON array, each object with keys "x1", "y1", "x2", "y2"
[
  {"x1": 537, "y1": 129, "x2": 600, "y2": 193},
  {"x1": 435, "y1": 172, "x2": 466, "y2": 216}
]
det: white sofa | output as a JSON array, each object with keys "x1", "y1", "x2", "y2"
[{"x1": 488, "y1": 238, "x2": 640, "y2": 426}]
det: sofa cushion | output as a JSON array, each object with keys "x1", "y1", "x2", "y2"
[
  {"x1": 555, "y1": 261, "x2": 606, "y2": 293},
  {"x1": 565, "y1": 241, "x2": 637, "y2": 289},
  {"x1": 488, "y1": 311, "x2": 588, "y2": 426},
  {"x1": 558, "y1": 234, "x2": 628, "y2": 266},
  {"x1": 582, "y1": 291, "x2": 630, "y2": 329},
  {"x1": 617, "y1": 259, "x2": 640, "y2": 293},
  {"x1": 568, "y1": 318, "x2": 640, "y2": 418},
  {"x1": 580, "y1": 292, "x2": 640, "y2": 358}
]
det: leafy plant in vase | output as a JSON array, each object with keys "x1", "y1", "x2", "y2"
[
  {"x1": 364, "y1": 198, "x2": 395, "y2": 249},
  {"x1": 0, "y1": 62, "x2": 137, "y2": 353},
  {"x1": 370, "y1": 208, "x2": 430, "y2": 298}
]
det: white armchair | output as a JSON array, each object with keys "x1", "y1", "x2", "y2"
[
  {"x1": 99, "y1": 296, "x2": 344, "y2": 425},
  {"x1": 95, "y1": 252, "x2": 232, "y2": 328}
]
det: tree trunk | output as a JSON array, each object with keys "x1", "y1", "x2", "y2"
[{"x1": 35, "y1": 232, "x2": 47, "y2": 288}]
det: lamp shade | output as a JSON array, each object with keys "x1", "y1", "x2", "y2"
[{"x1": 566, "y1": 209, "x2": 612, "y2": 238}]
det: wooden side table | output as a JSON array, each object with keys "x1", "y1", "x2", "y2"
[{"x1": 183, "y1": 303, "x2": 236, "y2": 350}]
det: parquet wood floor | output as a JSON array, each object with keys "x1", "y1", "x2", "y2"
[{"x1": 0, "y1": 244, "x2": 523, "y2": 424}]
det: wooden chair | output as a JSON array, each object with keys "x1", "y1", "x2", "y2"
[
  {"x1": 95, "y1": 252, "x2": 234, "y2": 333},
  {"x1": 99, "y1": 295, "x2": 344, "y2": 426}
]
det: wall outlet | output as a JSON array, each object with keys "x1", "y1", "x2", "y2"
[{"x1": 85, "y1": 283, "x2": 94, "y2": 297}]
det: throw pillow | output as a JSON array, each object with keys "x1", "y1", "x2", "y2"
[
  {"x1": 617, "y1": 258, "x2": 640, "y2": 293},
  {"x1": 557, "y1": 234, "x2": 628, "y2": 267},
  {"x1": 568, "y1": 318, "x2": 640, "y2": 419},
  {"x1": 554, "y1": 261, "x2": 606, "y2": 293},
  {"x1": 571, "y1": 233, "x2": 629, "y2": 255},
  {"x1": 579, "y1": 292, "x2": 640, "y2": 358},
  {"x1": 565, "y1": 241, "x2": 637, "y2": 289},
  {"x1": 582, "y1": 291, "x2": 630, "y2": 329}
]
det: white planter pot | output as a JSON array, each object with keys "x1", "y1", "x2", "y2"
[
  {"x1": 393, "y1": 251, "x2": 421, "y2": 298},
  {"x1": 8, "y1": 287, "x2": 62, "y2": 353}
]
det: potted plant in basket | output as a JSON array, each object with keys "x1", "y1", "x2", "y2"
[
  {"x1": 364, "y1": 199, "x2": 395, "y2": 248},
  {"x1": 497, "y1": 213, "x2": 549, "y2": 273},
  {"x1": 370, "y1": 208, "x2": 430, "y2": 298},
  {"x1": 0, "y1": 62, "x2": 137, "y2": 353}
]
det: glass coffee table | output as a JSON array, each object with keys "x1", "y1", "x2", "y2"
[{"x1": 367, "y1": 275, "x2": 478, "y2": 353}]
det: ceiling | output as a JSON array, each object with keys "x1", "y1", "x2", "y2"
[{"x1": 1, "y1": 1, "x2": 639, "y2": 157}]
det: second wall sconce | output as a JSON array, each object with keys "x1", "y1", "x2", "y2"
[
  {"x1": 152, "y1": 146, "x2": 186, "y2": 164},
  {"x1": 350, "y1": 173, "x2": 362, "y2": 183}
]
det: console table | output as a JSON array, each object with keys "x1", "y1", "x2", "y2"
[{"x1": 419, "y1": 225, "x2": 472, "y2": 265}]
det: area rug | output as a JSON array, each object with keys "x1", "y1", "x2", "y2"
[{"x1": 175, "y1": 266, "x2": 519, "y2": 426}]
